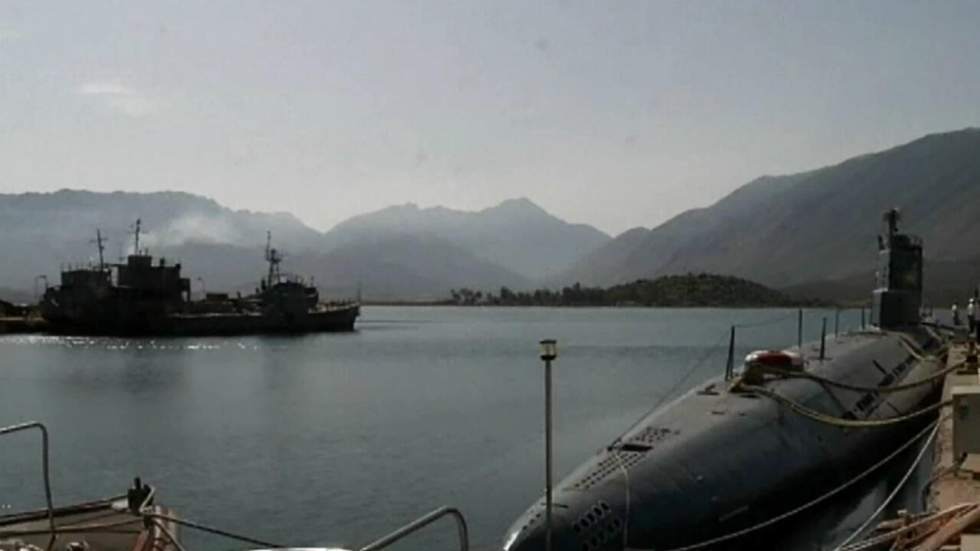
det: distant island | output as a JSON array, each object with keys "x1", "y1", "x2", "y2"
[{"x1": 444, "y1": 274, "x2": 827, "y2": 308}]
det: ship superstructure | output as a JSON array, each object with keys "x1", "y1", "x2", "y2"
[{"x1": 40, "y1": 220, "x2": 357, "y2": 335}]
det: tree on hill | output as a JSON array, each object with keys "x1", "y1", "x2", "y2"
[{"x1": 451, "y1": 273, "x2": 823, "y2": 307}]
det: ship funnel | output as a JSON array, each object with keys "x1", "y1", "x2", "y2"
[{"x1": 872, "y1": 208, "x2": 923, "y2": 328}]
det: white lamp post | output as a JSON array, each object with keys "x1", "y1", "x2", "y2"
[{"x1": 539, "y1": 339, "x2": 558, "y2": 551}]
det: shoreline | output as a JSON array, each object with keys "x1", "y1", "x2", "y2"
[{"x1": 362, "y1": 301, "x2": 847, "y2": 308}]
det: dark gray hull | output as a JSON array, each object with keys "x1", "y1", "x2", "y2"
[
  {"x1": 504, "y1": 327, "x2": 945, "y2": 551},
  {"x1": 42, "y1": 305, "x2": 359, "y2": 336}
]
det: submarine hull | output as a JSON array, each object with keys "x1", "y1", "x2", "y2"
[{"x1": 503, "y1": 328, "x2": 945, "y2": 551}]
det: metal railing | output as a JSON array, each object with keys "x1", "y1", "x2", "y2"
[
  {"x1": 2, "y1": 421, "x2": 468, "y2": 551},
  {"x1": 0, "y1": 421, "x2": 55, "y2": 550},
  {"x1": 359, "y1": 506, "x2": 469, "y2": 551}
]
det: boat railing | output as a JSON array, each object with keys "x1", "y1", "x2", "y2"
[
  {"x1": 358, "y1": 506, "x2": 469, "y2": 551},
  {"x1": 0, "y1": 421, "x2": 56, "y2": 550},
  {"x1": 1, "y1": 422, "x2": 467, "y2": 551}
]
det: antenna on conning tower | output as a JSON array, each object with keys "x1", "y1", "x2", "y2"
[
  {"x1": 90, "y1": 229, "x2": 107, "y2": 272},
  {"x1": 131, "y1": 218, "x2": 142, "y2": 255},
  {"x1": 884, "y1": 207, "x2": 900, "y2": 237},
  {"x1": 878, "y1": 208, "x2": 901, "y2": 251}
]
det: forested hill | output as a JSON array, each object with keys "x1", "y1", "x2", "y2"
[{"x1": 450, "y1": 273, "x2": 815, "y2": 307}]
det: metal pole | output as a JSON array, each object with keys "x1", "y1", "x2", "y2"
[
  {"x1": 797, "y1": 309, "x2": 803, "y2": 351},
  {"x1": 861, "y1": 308, "x2": 866, "y2": 329},
  {"x1": 834, "y1": 309, "x2": 840, "y2": 338},
  {"x1": 725, "y1": 326, "x2": 736, "y2": 380},
  {"x1": 0, "y1": 422, "x2": 55, "y2": 550},
  {"x1": 819, "y1": 317, "x2": 827, "y2": 360},
  {"x1": 544, "y1": 358, "x2": 553, "y2": 551}
]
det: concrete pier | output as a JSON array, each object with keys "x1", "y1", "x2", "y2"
[
  {"x1": 907, "y1": 340, "x2": 980, "y2": 551},
  {"x1": 927, "y1": 342, "x2": 980, "y2": 511}
]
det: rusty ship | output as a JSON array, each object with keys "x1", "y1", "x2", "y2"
[{"x1": 39, "y1": 220, "x2": 359, "y2": 336}]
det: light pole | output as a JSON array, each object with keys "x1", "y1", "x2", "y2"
[
  {"x1": 196, "y1": 277, "x2": 206, "y2": 301},
  {"x1": 539, "y1": 339, "x2": 558, "y2": 551}
]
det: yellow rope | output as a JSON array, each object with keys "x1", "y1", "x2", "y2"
[
  {"x1": 759, "y1": 357, "x2": 957, "y2": 395},
  {"x1": 741, "y1": 383, "x2": 951, "y2": 428}
]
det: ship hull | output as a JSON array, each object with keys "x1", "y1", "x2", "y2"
[{"x1": 42, "y1": 305, "x2": 359, "y2": 336}]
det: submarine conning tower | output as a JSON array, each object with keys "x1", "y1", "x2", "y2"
[{"x1": 872, "y1": 208, "x2": 923, "y2": 328}]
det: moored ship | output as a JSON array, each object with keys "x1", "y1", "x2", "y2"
[{"x1": 39, "y1": 221, "x2": 358, "y2": 336}]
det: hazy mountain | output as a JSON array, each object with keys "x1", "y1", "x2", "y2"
[
  {"x1": 0, "y1": 191, "x2": 586, "y2": 300},
  {"x1": 293, "y1": 234, "x2": 531, "y2": 301},
  {"x1": 561, "y1": 128, "x2": 980, "y2": 301},
  {"x1": 153, "y1": 236, "x2": 530, "y2": 301},
  {"x1": 322, "y1": 198, "x2": 610, "y2": 280},
  {"x1": 782, "y1": 254, "x2": 980, "y2": 308},
  {"x1": 0, "y1": 189, "x2": 321, "y2": 293},
  {"x1": 0, "y1": 287, "x2": 32, "y2": 305}
]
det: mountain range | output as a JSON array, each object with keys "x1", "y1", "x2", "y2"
[
  {"x1": 2, "y1": 127, "x2": 979, "y2": 304},
  {"x1": 0, "y1": 191, "x2": 608, "y2": 301},
  {"x1": 559, "y1": 128, "x2": 980, "y2": 305}
]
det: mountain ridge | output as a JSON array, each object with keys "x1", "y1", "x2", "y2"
[
  {"x1": 5, "y1": 127, "x2": 980, "y2": 302},
  {"x1": 560, "y1": 127, "x2": 980, "y2": 301},
  {"x1": 322, "y1": 196, "x2": 610, "y2": 280},
  {"x1": 0, "y1": 190, "x2": 602, "y2": 300}
]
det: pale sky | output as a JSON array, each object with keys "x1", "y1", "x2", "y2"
[{"x1": 2, "y1": 1, "x2": 979, "y2": 235}]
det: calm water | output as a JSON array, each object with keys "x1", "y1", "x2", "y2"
[{"x1": 0, "y1": 307, "x2": 929, "y2": 550}]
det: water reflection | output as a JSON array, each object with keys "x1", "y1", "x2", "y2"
[{"x1": 0, "y1": 307, "x2": 911, "y2": 551}]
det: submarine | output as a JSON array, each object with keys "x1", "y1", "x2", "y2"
[{"x1": 503, "y1": 208, "x2": 948, "y2": 551}]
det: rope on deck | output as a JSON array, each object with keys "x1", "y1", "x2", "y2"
[
  {"x1": 140, "y1": 512, "x2": 284, "y2": 549},
  {"x1": 742, "y1": 384, "x2": 952, "y2": 428},
  {"x1": 831, "y1": 420, "x2": 942, "y2": 550},
  {"x1": 758, "y1": 356, "x2": 958, "y2": 396}
]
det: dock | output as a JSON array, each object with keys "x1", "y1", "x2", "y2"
[
  {"x1": 863, "y1": 338, "x2": 980, "y2": 550},
  {"x1": 929, "y1": 341, "x2": 980, "y2": 511}
]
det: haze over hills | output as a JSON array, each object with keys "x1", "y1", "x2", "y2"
[
  {"x1": 325, "y1": 198, "x2": 610, "y2": 280},
  {"x1": 560, "y1": 128, "x2": 980, "y2": 302},
  {"x1": 0, "y1": 190, "x2": 322, "y2": 300},
  {"x1": 3, "y1": 128, "x2": 980, "y2": 304},
  {"x1": 0, "y1": 191, "x2": 586, "y2": 301}
]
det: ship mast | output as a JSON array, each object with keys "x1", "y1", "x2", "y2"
[
  {"x1": 131, "y1": 218, "x2": 142, "y2": 255},
  {"x1": 264, "y1": 230, "x2": 282, "y2": 287},
  {"x1": 91, "y1": 229, "x2": 107, "y2": 272}
]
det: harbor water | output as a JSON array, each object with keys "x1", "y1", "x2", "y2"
[{"x1": 0, "y1": 307, "x2": 931, "y2": 550}]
